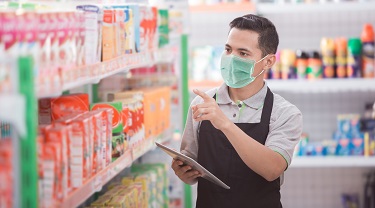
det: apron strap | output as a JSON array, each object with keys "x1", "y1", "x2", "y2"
[{"x1": 260, "y1": 87, "x2": 274, "y2": 124}]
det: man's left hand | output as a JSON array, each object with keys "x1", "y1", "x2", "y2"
[{"x1": 192, "y1": 89, "x2": 231, "y2": 130}]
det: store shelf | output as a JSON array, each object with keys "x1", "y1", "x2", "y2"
[
  {"x1": 290, "y1": 156, "x2": 375, "y2": 168},
  {"x1": 38, "y1": 47, "x2": 174, "y2": 99},
  {"x1": 58, "y1": 128, "x2": 173, "y2": 208},
  {"x1": 256, "y1": 1, "x2": 375, "y2": 14},
  {"x1": 266, "y1": 78, "x2": 375, "y2": 93},
  {"x1": 190, "y1": 2, "x2": 255, "y2": 13}
]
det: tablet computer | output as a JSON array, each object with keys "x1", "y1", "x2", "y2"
[{"x1": 155, "y1": 142, "x2": 230, "y2": 189}]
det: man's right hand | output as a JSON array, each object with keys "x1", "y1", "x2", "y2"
[{"x1": 171, "y1": 159, "x2": 201, "y2": 185}]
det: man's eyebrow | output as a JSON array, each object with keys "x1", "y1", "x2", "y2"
[
  {"x1": 225, "y1": 44, "x2": 231, "y2": 48},
  {"x1": 238, "y1": 48, "x2": 251, "y2": 52}
]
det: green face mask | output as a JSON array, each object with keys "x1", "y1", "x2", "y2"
[{"x1": 220, "y1": 54, "x2": 268, "y2": 88}]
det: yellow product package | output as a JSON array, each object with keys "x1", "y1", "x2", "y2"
[
  {"x1": 91, "y1": 194, "x2": 113, "y2": 206},
  {"x1": 107, "y1": 195, "x2": 127, "y2": 208}
]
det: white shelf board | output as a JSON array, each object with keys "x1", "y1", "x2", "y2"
[
  {"x1": 38, "y1": 46, "x2": 174, "y2": 98},
  {"x1": 266, "y1": 78, "x2": 375, "y2": 93},
  {"x1": 256, "y1": 1, "x2": 375, "y2": 14},
  {"x1": 290, "y1": 156, "x2": 375, "y2": 168}
]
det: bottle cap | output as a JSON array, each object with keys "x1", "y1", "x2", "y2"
[
  {"x1": 361, "y1": 24, "x2": 374, "y2": 43},
  {"x1": 348, "y1": 38, "x2": 362, "y2": 55}
]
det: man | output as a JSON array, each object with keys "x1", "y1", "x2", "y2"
[{"x1": 171, "y1": 14, "x2": 303, "y2": 207}]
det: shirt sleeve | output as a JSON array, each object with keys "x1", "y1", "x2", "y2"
[
  {"x1": 180, "y1": 88, "x2": 218, "y2": 161},
  {"x1": 265, "y1": 106, "x2": 303, "y2": 169}
]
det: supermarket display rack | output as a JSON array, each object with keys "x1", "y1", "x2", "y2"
[
  {"x1": 38, "y1": 47, "x2": 173, "y2": 99},
  {"x1": 290, "y1": 156, "x2": 375, "y2": 168},
  {"x1": 60, "y1": 128, "x2": 173, "y2": 208}
]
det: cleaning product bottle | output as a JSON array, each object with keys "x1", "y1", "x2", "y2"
[
  {"x1": 280, "y1": 49, "x2": 296, "y2": 79},
  {"x1": 320, "y1": 37, "x2": 336, "y2": 78},
  {"x1": 361, "y1": 24, "x2": 375, "y2": 78},
  {"x1": 295, "y1": 50, "x2": 308, "y2": 79},
  {"x1": 347, "y1": 38, "x2": 362, "y2": 78},
  {"x1": 335, "y1": 38, "x2": 347, "y2": 78},
  {"x1": 306, "y1": 51, "x2": 323, "y2": 79}
]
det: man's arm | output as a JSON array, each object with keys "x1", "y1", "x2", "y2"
[{"x1": 192, "y1": 89, "x2": 302, "y2": 181}]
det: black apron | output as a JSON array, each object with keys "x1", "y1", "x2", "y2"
[{"x1": 196, "y1": 87, "x2": 282, "y2": 208}]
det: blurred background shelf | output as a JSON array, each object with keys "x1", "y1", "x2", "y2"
[
  {"x1": 290, "y1": 156, "x2": 375, "y2": 168},
  {"x1": 267, "y1": 79, "x2": 375, "y2": 93},
  {"x1": 256, "y1": 1, "x2": 375, "y2": 14},
  {"x1": 189, "y1": 2, "x2": 255, "y2": 13}
]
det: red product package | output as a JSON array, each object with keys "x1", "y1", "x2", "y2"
[
  {"x1": 54, "y1": 113, "x2": 81, "y2": 192},
  {"x1": 70, "y1": 116, "x2": 91, "y2": 187},
  {"x1": 0, "y1": 139, "x2": 13, "y2": 208},
  {"x1": 45, "y1": 126, "x2": 69, "y2": 200},
  {"x1": 38, "y1": 93, "x2": 89, "y2": 124},
  {"x1": 42, "y1": 143, "x2": 58, "y2": 207}
]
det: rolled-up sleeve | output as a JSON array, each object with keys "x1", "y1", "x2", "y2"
[{"x1": 265, "y1": 107, "x2": 303, "y2": 168}]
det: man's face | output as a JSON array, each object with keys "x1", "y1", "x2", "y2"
[{"x1": 224, "y1": 27, "x2": 265, "y2": 75}]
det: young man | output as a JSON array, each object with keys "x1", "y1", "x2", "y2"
[{"x1": 171, "y1": 14, "x2": 303, "y2": 207}]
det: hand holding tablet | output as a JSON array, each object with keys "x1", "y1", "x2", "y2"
[{"x1": 155, "y1": 142, "x2": 230, "y2": 189}]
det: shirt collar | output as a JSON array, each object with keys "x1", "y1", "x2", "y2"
[{"x1": 216, "y1": 82, "x2": 268, "y2": 109}]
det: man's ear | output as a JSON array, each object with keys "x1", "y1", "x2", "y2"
[{"x1": 264, "y1": 54, "x2": 276, "y2": 70}]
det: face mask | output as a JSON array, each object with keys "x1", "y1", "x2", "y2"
[{"x1": 220, "y1": 54, "x2": 268, "y2": 88}]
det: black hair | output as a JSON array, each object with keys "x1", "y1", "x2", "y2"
[{"x1": 229, "y1": 14, "x2": 279, "y2": 57}]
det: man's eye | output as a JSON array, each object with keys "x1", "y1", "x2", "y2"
[
  {"x1": 240, "y1": 52, "x2": 248, "y2": 57},
  {"x1": 225, "y1": 48, "x2": 231, "y2": 53}
]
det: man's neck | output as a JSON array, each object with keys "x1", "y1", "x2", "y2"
[{"x1": 228, "y1": 80, "x2": 265, "y2": 102}]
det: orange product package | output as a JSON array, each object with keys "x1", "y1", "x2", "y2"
[
  {"x1": 41, "y1": 143, "x2": 58, "y2": 207},
  {"x1": 53, "y1": 113, "x2": 81, "y2": 192},
  {"x1": 70, "y1": 115, "x2": 91, "y2": 187},
  {"x1": 80, "y1": 113, "x2": 95, "y2": 177},
  {"x1": 0, "y1": 139, "x2": 13, "y2": 208},
  {"x1": 157, "y1": 87, "x2": 171, "y2": 133},
  {"x1": 44, "y1": 126, "x2": 70, "y2": 200},
  {"x1": 86, "y1": 111, "x2": 103, "y2": 174},
  {"x1": 91, "y1": 109, "x2": 111, "y2": 169},
  {"x1": 38, "y1": 93, "x2": 89, "y2": 124}
]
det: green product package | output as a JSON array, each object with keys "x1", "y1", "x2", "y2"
[
  {"x1": 158, "y1": 9, "x2": 169, "y2": 47},
  {"x1": 90, "y1": 102, "x2": 123, "y2": 134},
  {"x1": 111, "y1": 133, "x2": 125, "y2": 161}
]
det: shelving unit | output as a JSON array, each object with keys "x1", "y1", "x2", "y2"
[
  {"x1": 256, "y1": 1, "x2": 375, "y2": 14},
  {"x1": 267, "y1": 78, "x2": 375, "y2": 93},
  {"x1": 38, "y1": 47, "x2": 173, "y2": 98},
  {"x1": 60, "y1": 128, "x2": 173, "y2": 208},
  {"x1": 290, "y1": 156, "x2": 375, "y2": 168},
  {"x1": 189, "y1": 78, "x2": 375, "y2": 93}
]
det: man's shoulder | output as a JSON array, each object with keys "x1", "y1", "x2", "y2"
[
  {"x1": 272, "y1": 93, "x2": 302, "y2": 118},
  {"x1": 191, "y1": 87, "x2": 218, "y2": 105}
]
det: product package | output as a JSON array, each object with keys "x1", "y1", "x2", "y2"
[
  {"x1": 38, "y1": 93, "x2": 89, "y2": 124},
  {"x1": 102, "y1": 9, "x2": 116, "y2": 62},
  {"x1": 91, "y1": 102, "x2": 123, "y2": 134},
  {"x1": 125, "y1": 4, "x2": 140, "y2": 53},
  {"x1": 76, "y1": 5, "x2": 103, "y2": 66},
  {"x1": 158, "y1": 9, "x2": 169, "y2": 48}
]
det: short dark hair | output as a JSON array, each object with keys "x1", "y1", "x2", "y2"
[{"x1": 229, "y1": 14, "x2": 279, "y2": 57}]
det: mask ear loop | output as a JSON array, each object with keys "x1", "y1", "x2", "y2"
[{"x1": 252, "y1": 54, "x2": 269, "y2": 78}]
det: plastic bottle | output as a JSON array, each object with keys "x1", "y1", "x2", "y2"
[
  {"x1": 347, "y1": 38, "x2": 362, "y2": 78},
  {"x1": 280, "y1": 49, "x2": 296, "y2": 79},
  {"x1": 320, "y1": 37, "x2": 335, "y2": 78},
  {"x1": 295, "y1": 50, "x2": 308, "y2": 79},
  {"x1": 335, "y1": 38, "x2": 347, "y2": 78},
  {"x1": 361, "y1": 24, "x2": 375, "y2": 78},
  {"x1": 306, "y1": 51, "x2": 323, "y2": 79}
]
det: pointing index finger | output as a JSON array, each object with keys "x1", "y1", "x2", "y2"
[{"x1": 193, "y1": 89, "x2": 212, "y2": 102}]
